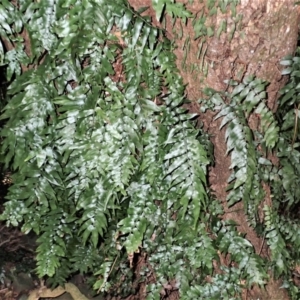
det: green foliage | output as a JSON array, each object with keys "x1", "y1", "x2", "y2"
[
  {"x1": 272, "y1": 51, "x2": 300, "y2": 213},
  {"x1": 0, "y1": 1, "x2": 254, "y2": 299},
  {"x1": 0, "y1": 1, "x2": 300, "y2": 299},
  {"x1": 200, "y1": 77, "x2": 278, "y2": 224},
  {"x1": 266, "y1": 50, "x2": 300, "y2": 298},
  {"x1": 200, "y1": 50, "x2": 300, "y2": 299},
  {"x1": 152, "y1": 0, "x2": 192, "y2": 22},
  {"x1": 176, "y1": 0, "x2": 242, "y2": 74},
  {"x1": 157, "y1": 0, "x2": 241, "y2": 76}
]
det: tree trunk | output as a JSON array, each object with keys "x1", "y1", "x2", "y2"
[{"x1": 128, "y1": 0, "x2": 300, "y2": 299}]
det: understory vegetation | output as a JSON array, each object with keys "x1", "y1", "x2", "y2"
[{"x1": 0, "y1": 0, "x2": 300, "y2": 299}]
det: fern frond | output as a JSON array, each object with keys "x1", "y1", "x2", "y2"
[{"x1": 263, "y1": 206, "x2": 291, "y2": 275}]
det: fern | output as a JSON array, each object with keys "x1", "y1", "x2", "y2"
[
  {"x1": 0, "y1": 0, "x2": 211, "y2": 297},
  {"x1": 264, "y1": 206, "x2": 292, "y2": 276},
  {"x1": 199, "y1": 77, "x2": 276, "y2": 224},
  {"x1": 1, "y1": 1, "x2": 300, "y2": 299},
  {"x1": 257, "y1": 51, "x2": 300, "y2": 296},
  {"x1": 271, "y1": 49, "x2": 300, "y2": 212},
  {"x1": 186, "y1": 269, "x2": 242, "y2": 300},
  {"x1": 199, "y1": 50, "x2": 300, "y2": 299}
]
